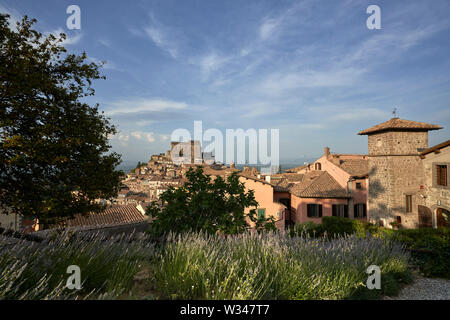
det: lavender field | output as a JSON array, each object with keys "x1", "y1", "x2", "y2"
[{"x1": 1, "y1": 231, "x2": 412, "y2": 300}]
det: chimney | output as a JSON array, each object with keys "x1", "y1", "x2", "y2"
[{"x1": 324, "y1": 147, "x2": 330, "y2": 157}]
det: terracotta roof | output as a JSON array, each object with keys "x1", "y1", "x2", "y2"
[
  {"x1": 271, "y1": 171, "x2": 323, "y2": 191},
  {"x1": 339, "y1": 159, "x2": 368, "y2": 177},
  {"x1": 420, "y1": 140, "x2": 450, "y2": 157},
  {"x1": 67, "y1": 205, "x2": 147, "y2": 228},
  {"x1": 289, "y1": 171, "x2": 350, "y2": 199},
  {"x1": 238, "y1": 173, "x2": 272, "y2": 186},
  {"x1": 203, "y1": 166, "x2": 240, "y2": 177},
  {"x1": 358, "y1": 118, "x2": 442, "y2": 135},
  {"x1": 271, "y1": 179, "x2": 295, "y2": 192},
  {"x1": 327, "y1": 154, "x2": 369, "y2": 177},
  {"x1": 284, "y1": 165, "x2": 307, "y2": 173}
]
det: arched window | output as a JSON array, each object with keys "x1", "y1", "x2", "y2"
[{"x1": 315, "y1": 162, "x2": 321, "y2": 170}]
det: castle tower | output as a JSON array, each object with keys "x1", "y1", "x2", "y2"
[{"x1": 358, "y1": 118, "x2": 442, "y2": 228}]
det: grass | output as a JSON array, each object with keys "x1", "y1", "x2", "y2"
[{"x1": 150, "y1": 232, "x2": 412, "y2": 300}]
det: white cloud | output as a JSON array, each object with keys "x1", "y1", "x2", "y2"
[
  {"x1": 136, "y1": 120, "x2": 156, "y2": 127},
  {"x1": 144, "y1": 132, "x2": 156, "y2": 143},
  {"x1": 144, "y1": 26, "x2": 177, "y2": 58},
  {"x1": 197, "y1": 53, "x2": 230, "y2": 75},
  {"x1": 257, "y1": 68, "x2": 366, "y2": 96},
  {"x1": 130, "y1": 131, "x2": 156, "y2": 143},
  {"x1": 117, "y1": 134, "x2": 129, "y2": 142},
  {"x1": 87, "y1": 56, "x2": 118, "y2": 70},
  {"x1": 104, "y1": 98, "x2": 188, "y2": 115},
  {"x1": 259, "y1": 18, "x2": 280, "y2": 40},
  {"x1": 130, "y1": 132, "x2": 142, "y2": 140}
]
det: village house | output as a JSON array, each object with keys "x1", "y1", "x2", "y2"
[
  {"x1": 238, "y1": 173, "x2": 288, "y2": 230},
  {"x1": 255, "y1": 147, "x2": 369, "y2": 227},
  {"x1": 418, "y1": 140, "x2": 450, "y2": 228}
]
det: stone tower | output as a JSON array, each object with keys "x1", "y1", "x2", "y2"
[{"x1": 358, "y1": 118, "x2": 442, "y2": 228}]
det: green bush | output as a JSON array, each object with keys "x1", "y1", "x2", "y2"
[
  {"x1": 321, "y1": 216, "x2": 366, "y2": 238},
  {"x1": 390, "y1": 228, "x2": 450, "y2": 278}
]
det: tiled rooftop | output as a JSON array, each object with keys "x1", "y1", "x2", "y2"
[
  {"x1": 420, "y1": 139, "x2": 450, "y2": 157},
  {"x1": 288, "y1": 171, "x2": 350, "y2": 199},
  {"x1": 67, "y1": 205, "x2": 147, "y2": 228},
  {"x1": 358, "y1": 118, "x2": 442, "y2": 135},
  {"x1": 327, "y1": 154, "x2": 369, "y2": 177}
]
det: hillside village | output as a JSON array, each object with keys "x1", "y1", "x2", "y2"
[
  {"x1": 2, "y1": 2, "x2": 450, "y2": 304},
  {"x1": 1, "y1": 117, "x2": 448, "y2": 235}
]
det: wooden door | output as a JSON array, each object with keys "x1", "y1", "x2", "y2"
[
  {"x1": 437, "y1": 208, "x2": 450, "y2": 228},
  {"x1": 418, "y1": 205, "x2": 432, "y2": 228}
]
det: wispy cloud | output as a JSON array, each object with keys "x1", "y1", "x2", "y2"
[
  {"x1": 129, "y1": 13, "x2": 179, "y2": 58},
  {"x1": 144, "y1": 26, "x2": 178, "y2": 58},
  {"x1": 259, "y1": 17, "x2": 280, "y2": 40},
  {"x1": 87, "y1": 56, "x2": 118, "y2": 70},
  {"x1": 256, "y1": 68, "x2": 366, "y2": 96},
  {"x1": 104, "y1": 98, "x2": 188, "y2": 115}
]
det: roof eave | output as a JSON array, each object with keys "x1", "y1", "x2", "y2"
[{"x1": 358, "y1": 126, "x2": 443, "y2": 136}]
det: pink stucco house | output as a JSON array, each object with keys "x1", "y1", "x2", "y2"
[
  {"x1": 240, "y1": 147, "x2": 369, "y2": 230},
  {"x1": 238, "y1": 174, "x2": 289, "y2": 230}
]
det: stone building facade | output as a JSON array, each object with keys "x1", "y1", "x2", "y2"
[
  {"x1": 358, "y1": 118, "x2": 443, "y2": 228},
  {"x1": 419, "y1": 140, "x2": 450, "y2": 228}
]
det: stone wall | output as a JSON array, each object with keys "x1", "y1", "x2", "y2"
[
  {"x1": 367, "y1": 131, "x2": 428, "y2": 228},
  {"x1": 368, "y1": 131, "x2": 428, "y2": 155},
  {"x1": 422, "y1": 145, "x2": 450, "y2": 226}
]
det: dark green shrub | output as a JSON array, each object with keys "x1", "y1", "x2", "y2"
[
  {"x1": 293, "y1": 221, "x2": 323, "y2": 237},
  {"x1": 321, "y1": 216, "x2": 366, "y2": 237},
  {"x1": 391, "y1": 228, "x2": 450, "y2": 278}
]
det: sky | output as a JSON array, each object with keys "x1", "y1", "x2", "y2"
[{"x1": 2, "y1": 0, "x2": 450, "y2": 165}]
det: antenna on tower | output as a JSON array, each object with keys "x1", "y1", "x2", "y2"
[{"x1": 392, "y1": 107, "x2": 398, "y2": 118}]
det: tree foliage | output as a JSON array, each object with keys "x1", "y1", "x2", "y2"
[
  {"x1": 146, "y1": 166, "x2": 276, "y2": 236},
  {"x1": 0, "y1": 14, "x2": 122, "y2": 224}
]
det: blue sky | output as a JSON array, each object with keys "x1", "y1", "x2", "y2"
[{"x1": 2, "y1": 0, "x2": 450, "y2": 165}]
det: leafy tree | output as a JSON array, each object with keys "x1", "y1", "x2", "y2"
[
  {"x1": 0, "y1": 14, "x2": 122, "y2": 225},
  {"x1": 146, "y1": 166, "x2": 276, "y2": 236}
]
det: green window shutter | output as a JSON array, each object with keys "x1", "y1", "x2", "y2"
[{"x1": 258, "y1": 208, "x2": 266, "y2": 220}]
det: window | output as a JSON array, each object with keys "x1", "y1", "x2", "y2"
[
  {"x1": 332, "y1": 204, "x2": 349, "y2": 218},
  {"x1": 257, "y1": 208, "x2": 266, "y2": 220},
  {"x1": 354, "y1": 204, "x2": 367, "y2": 218},
  {"x1": 405, "y1": 195, "x2": 412, "y2": 213},
  {"x1": 355, "y1": 182, "x2": 362, "y2": 190},
  {"x1": 307, "y1": 204, "x2": 322, "y2": 218},
  {"x1": 315, "y1": 162, "x2": 321, "y2": 170},
  {"x1": 437, "y1": 165, "x2": 447, "y2": 186},
  {"x1": 396, "y1": 216, "x2": 402, "y2": 224},
  {"x1": 277, "y1": 211, "x2": 283, "y2": 219}
]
